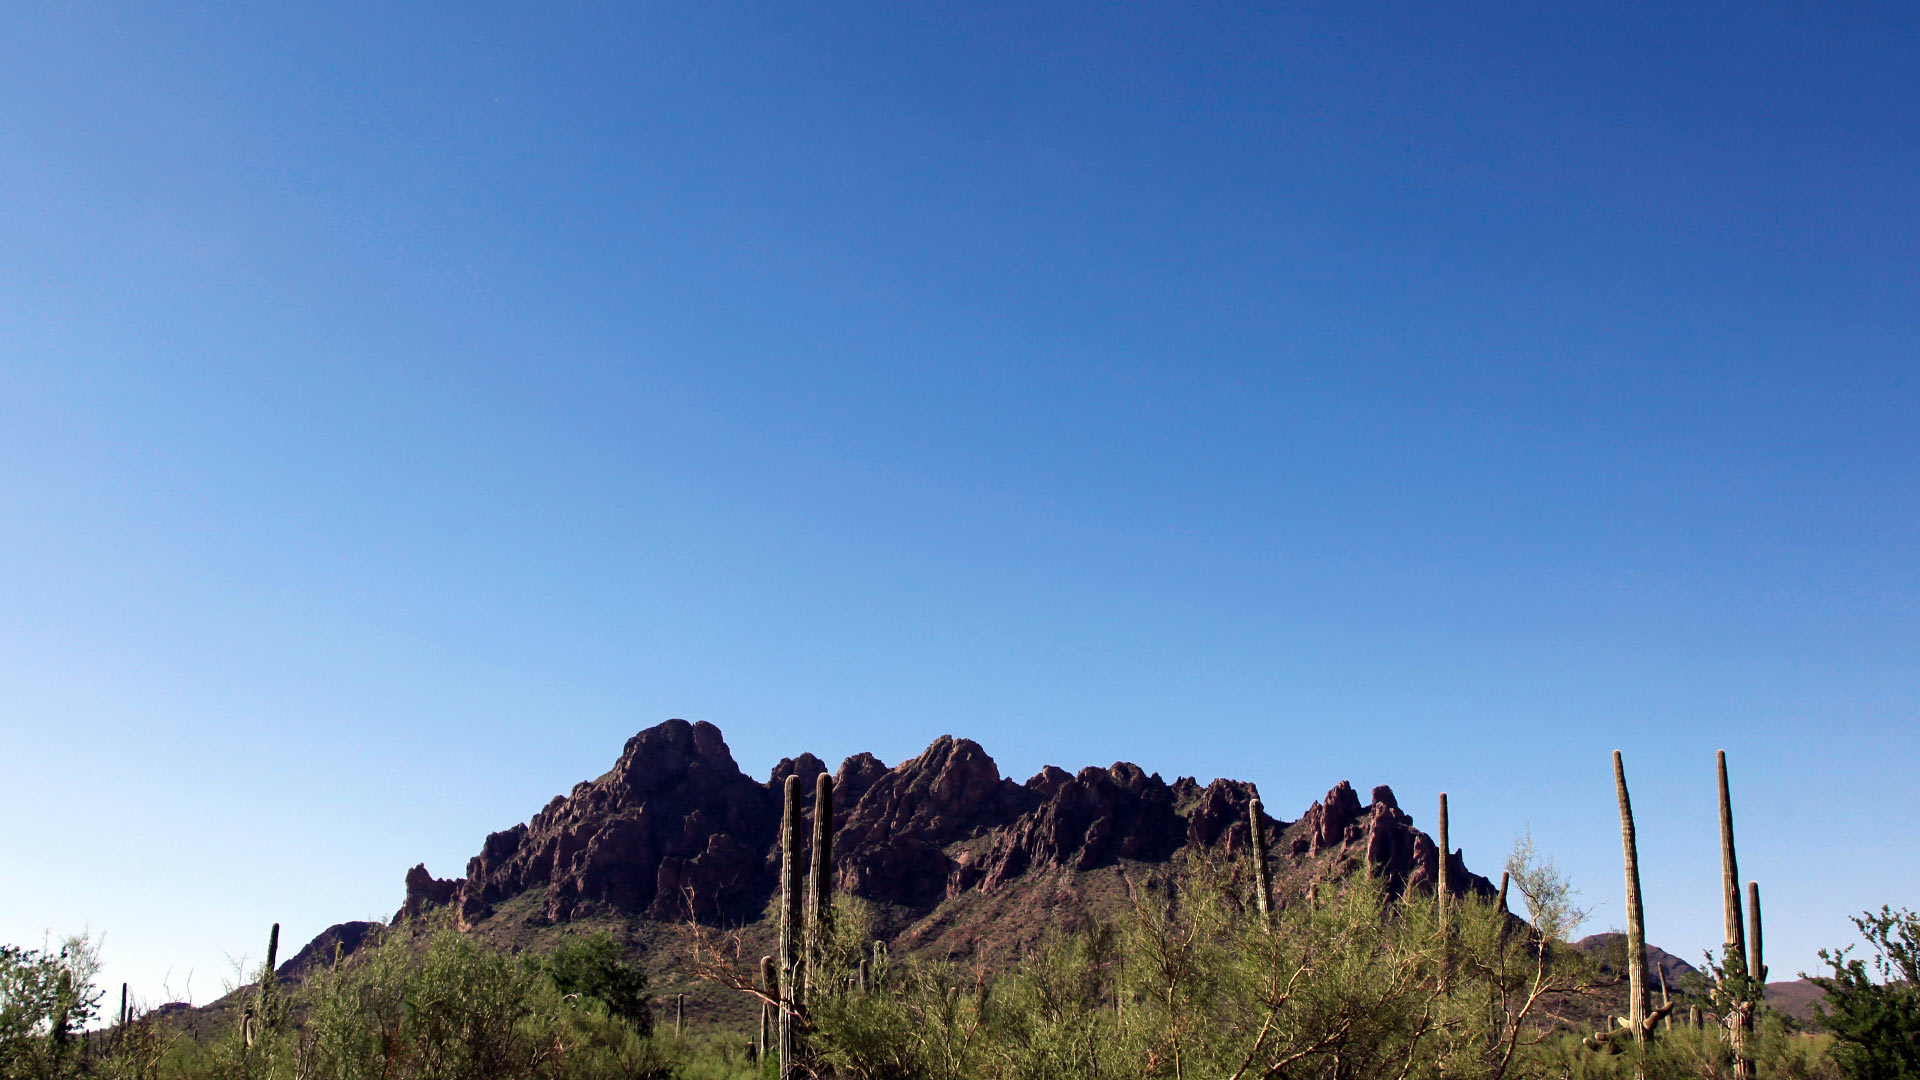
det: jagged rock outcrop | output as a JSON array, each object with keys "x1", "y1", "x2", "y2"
[
  {"x1": 390, "y1": 719, "x2": 1494, "y2": 943},
  {"x1": 452, "y1": 718, "x2": 779, "y2": 923},
  {"x1": 398, "y1": 864, "x2": 460, "y2": 922},
  {"x1": 1289, "y1": 780, "x2": 1498, "y2": 899},
  {"x1": 835, "y1": 736, "x2": 1030, "y2": 906}
]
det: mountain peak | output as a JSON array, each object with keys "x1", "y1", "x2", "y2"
[{"x1": 398, "y1": 719, "x2": 1493, "y2": 940}]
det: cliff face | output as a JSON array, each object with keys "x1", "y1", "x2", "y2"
[{"x1": 397, "y1": 718, "x2": 1493, "y2": 933}]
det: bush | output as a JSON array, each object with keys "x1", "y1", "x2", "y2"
[
  {"x1": 539, "y1": 933, "x2": 654, "y2": 1037},
  {"x1": 0, "y1": 935, "x2": 101, "y2": 1080},
  {"x1": 1812, "y1": 906, "x2": 1920, "y2": 1079}
]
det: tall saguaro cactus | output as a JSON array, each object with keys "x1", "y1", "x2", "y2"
[
  {"x1": 1718, "y1": 751, "x2": 1754, "y2": 1080},
  {"x1": 778, "y1": 775, "x2": 805, "y2": 1078},
  {"x1": 261, "y1": 923, "x2": 279, "y2": 1000},
  {"x1": 243, "y1": 923, "x2": 281, "y2": 1051},
  {"x1": 1614, "y1": 752, "x2": 1649, "y2": 1051},
  {"x1": 1437, "y1": 792, "x2": 1452, "y2": 993},
  {"x1": 1249, "y1": 796, "x2": 1274, "y2": 930},
  {"x1": 808, "y1": 772, "x2": 836, "y2": 981},
  {"x1": 1718, "y1": 751, "x2": 1747, "y2": 978}
]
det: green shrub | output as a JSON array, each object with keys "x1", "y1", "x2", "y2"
[{"x1": 538, "y1": 933, "x2": 654, "y2": 1037}]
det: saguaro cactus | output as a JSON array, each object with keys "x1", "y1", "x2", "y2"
[
  {"x1": 808, "y1": 772, "x2": 836, "y2": 979},
  {"x1": 1718, "y1": 751, "x2": 1747, "y2": 977},
  {"x1": 1615, "y1": 752, "x2": 1649, "y2": 1049},
  {"x1": 1437, "y1": 792, "x2": 1452, "y2": 993},
  {"x1": 778, "y1": 775, "x2": 805, "y2": 1078},
  {"x1": 1248, "y1": 796, "x2": 1273, "y2": 930},
  {"x1": 1747, "y1": 880, "x2": 1766, "y2": 985},
  {"x1": 261, "y1": 923, "x2": 281, "y2": 1031},
  {"x1": 1718, "y1": 751, "x2": 1753, "y2": 1080},
  {"x1": 1659, "y1": 966, "x2": 1673, "y2": 1032},
  {"x1": 243, "y1": 922, "x2": 281, "y2": 1050},
  {"x1": 758, "y1": 955, "x2": 775, "y2": 1061}
]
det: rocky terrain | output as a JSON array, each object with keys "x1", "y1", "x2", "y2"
[{"x1": 385, "y1": 719, "x2": 1495, "y2": 941}]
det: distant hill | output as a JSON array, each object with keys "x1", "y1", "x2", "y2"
[
  {"x1": 1574, "y1": 932, "x2": 1703, "y2": 994},
  {"x1": 1764, "y1": 979, "x2": 1828, "y2": 1024},
  {"x1": 1570, "y1": 933, "x2": 1828, "y2": 1028}
]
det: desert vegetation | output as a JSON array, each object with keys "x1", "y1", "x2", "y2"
[{"x1": 5, "y1": 751, "x2": 1913, "y2": 1079}]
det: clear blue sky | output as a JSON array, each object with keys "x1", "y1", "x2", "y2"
[{"x1": 3, "y1": 2, "x2": 1914, "y2": 1007}]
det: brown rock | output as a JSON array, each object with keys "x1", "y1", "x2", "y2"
[
  {"x1": 397, "y1": 720, "x2": 1495, "y2": 940},
  {"x1": 443, "y1": 718, "x2": 778, "y2": 923}
]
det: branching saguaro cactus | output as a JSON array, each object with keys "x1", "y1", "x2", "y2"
[
  {"x1": 1248, "y1": 796, "x2": 1273, "y2": 931},
  {"x1": 778, "y1": 775, "x2": 805, "y2": 1079}
]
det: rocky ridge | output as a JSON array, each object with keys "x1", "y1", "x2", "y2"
[{"x1": 392, "y1": 718, "x2": 1496, "y2": 939}]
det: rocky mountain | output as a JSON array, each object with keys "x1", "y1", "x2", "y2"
[{"x1": 384, "y1": 718, "x2": 1494, "y2": 952}]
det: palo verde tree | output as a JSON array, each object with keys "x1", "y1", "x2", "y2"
[{"x1": 1812, "y1": 906, "x2": 1920, "y2": 1080}]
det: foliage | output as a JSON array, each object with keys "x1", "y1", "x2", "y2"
[
  {"x1": 5, "y1": 842, "x2": 1879, "y2": 1079},
  {"x1": 538, "y1": 933, "x2": 655, "y2": 1037},
  {"x1": 1811, "y1": 905, "x2": 1920, "y2": 1079},
  {"x1": 0, "y1": 934, "x2": 103, "y2": 1080},
  {"x1": 799, "y1": 854, "x2": 1609, "y2": 1080}
]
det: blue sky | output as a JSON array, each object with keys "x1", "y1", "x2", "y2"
[{"x1": 3, "y1": 2, "x2": 1915, "y2": 1007}]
